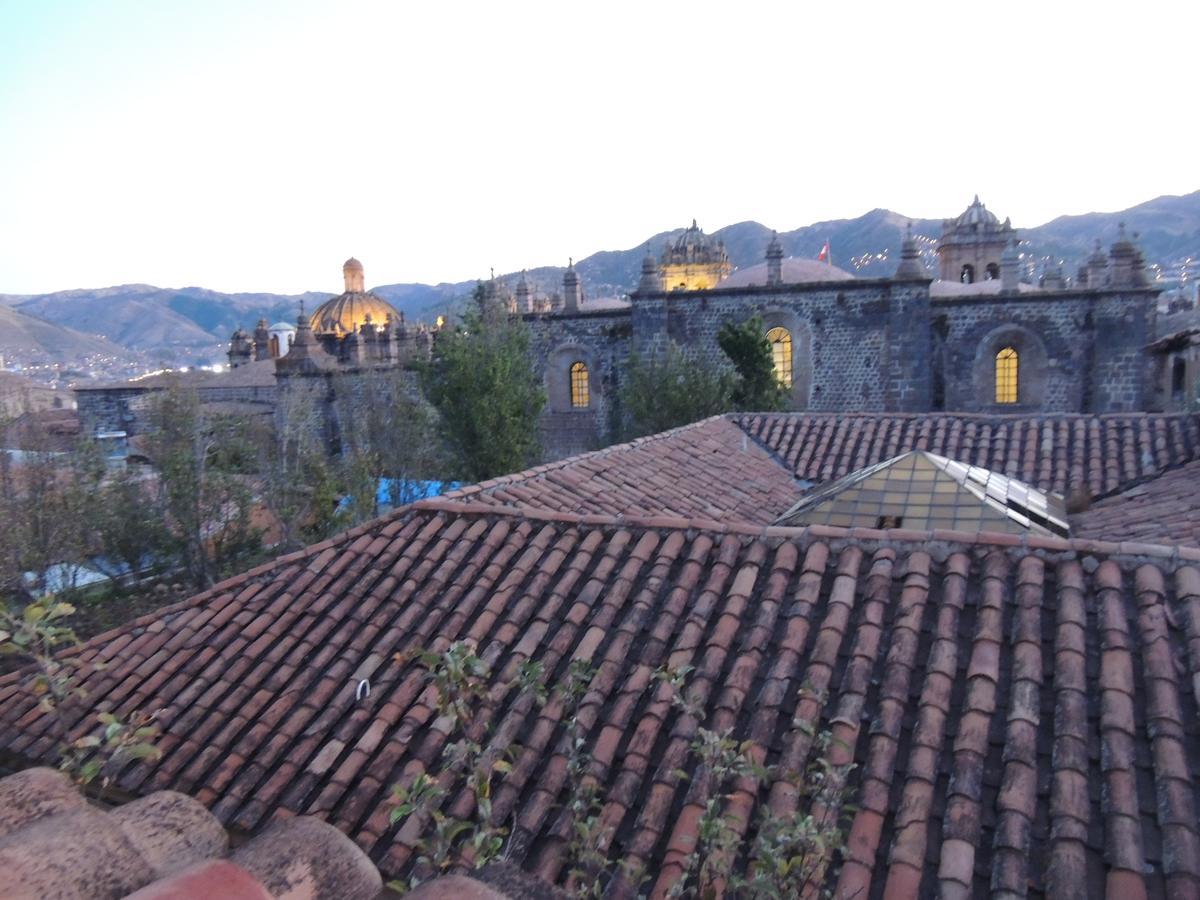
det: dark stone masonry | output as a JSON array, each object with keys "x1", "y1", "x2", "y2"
[
  {"x1": 521, "y1": 203, "x2": 1160, "y2": 459},
  {"x1": 75, "y1": 200, "x2": 1173, "y2": 466}
]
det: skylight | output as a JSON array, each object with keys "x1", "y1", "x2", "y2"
[{"x1": 774, "y1": 450, "x2": 1069, "y2": 537}]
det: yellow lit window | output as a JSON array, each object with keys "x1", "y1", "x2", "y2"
[
  {"x1": 766, "y1": 327, "x2": 793, "y2": 388},
  {"x1": 570, "y1": 361, "x2": 590, "y2": 408},
  {"x1": 996, "y1": 347, "x2": 1018, "y2": 403}
]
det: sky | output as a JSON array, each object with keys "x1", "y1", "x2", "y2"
[{"x1": 1, "y1": 0, "x2": 1196, "y2": 295}]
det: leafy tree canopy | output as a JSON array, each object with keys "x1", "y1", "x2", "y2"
[
  {"x1": 422, "y1": 290, "x2": 546, "y2": 482},
  {"x1": 621, "y1": 317, "x2": 791, "y2": 440},
  {"x1": 717, "y1": 315, "x2": 791, "y2": 413}
]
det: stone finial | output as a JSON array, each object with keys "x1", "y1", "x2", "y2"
[
  {"x1": 277, "y1": 299, "x2": 334, "y2": 373},
  {"x1": 1108, "y1": 222, "x2": 1137, "y2": 287},
  {"x1": 1041, "y1": 260, "x2": 1066, "y2": 291},
  {"x1": 562, "y1": 259, "x2": 581, "y2": 313},
  {"x1": 1086, "y1": 238, "x2": 1108, "y2": 289},
  {"x1": 515, "y1": 270, "x2": 531, "y2": 312},
  {"x1": 1131, "y1": 234, "x2": 1151, "y2": 288},
  {"x1": 1000, "y1": 239, "x2": 1021, "y2": 292},
  {"x1": 893, "y1": 222, "x2": 928, "y2": 280},
  {"x1": 637, "y1": 244, "x2": 661, "y2": 294},
  {"x1": 766, "y1": 231, "x2": 784, "y2": 286},
  {"x1": 253, "y1": 319, "x2": 271, "y2": 362},
  {"x1": 228, "y1": 326, "x2": 254, "y2": 369}
]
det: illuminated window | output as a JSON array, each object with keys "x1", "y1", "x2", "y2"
[
  {"x1": 995, "y1": 347, "x2": 1018, "y2": 403},
  {"x1": 569, "y1": 361, "x2": 590, "y2": 408},
  {"x1": 766, "y1": 327, "x2": 793, "y2": 388}
]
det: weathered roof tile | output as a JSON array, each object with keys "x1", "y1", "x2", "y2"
[{"x1": 3, "y1": 498, "x2": 1200, "y2": 897}]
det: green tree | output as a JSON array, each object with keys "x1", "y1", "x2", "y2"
[
  {"x1": 422, "y1": 293, "x2": 545, "y2": 481},
  {"x1": 620, "y1": 342, "x2": 733, "y2": 440},
  {"x1": 333, "y1": 368, "x2": 444, "y2": 520},
  {"x1": 717, "y1": 316, "x2": 790, "y2": 412},
  {"x1": 251, "y1": 385, "x2": 342, "y2": 551},
  {"x1": 89, "y1": 465, "x2": 171, "y2": 590},
  {"x1": 144, "y1": 381, "x2": 261, "y2": 589},
  {"x1": 0, "y1": 435, "x2": 101, "y2": 601}
]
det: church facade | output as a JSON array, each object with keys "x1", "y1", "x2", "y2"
[
  {"x1": 517, "y1": 199, "x2": 1161, "y2": 459},
  {"x1": 76, "y1": 200, "x2": 1169, "y2": 467}
]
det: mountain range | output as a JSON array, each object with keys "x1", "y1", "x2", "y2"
[
  {"x1": 2, "y1": 190, "x2": 1197, "y2": 364},
  {"x1": 0, "y1": 303, "x2": 129, "y2": 366}
]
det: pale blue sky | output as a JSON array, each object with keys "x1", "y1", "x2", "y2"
[{"x1": 1, "y1": 0, "x2": 1196, "y2": 294}]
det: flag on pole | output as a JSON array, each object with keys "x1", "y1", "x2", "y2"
[{"x1": 818, "y1": 239, "x2": 830, "y2": 263}]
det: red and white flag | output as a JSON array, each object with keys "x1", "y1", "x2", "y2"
[{"x1": 818, "y1": 240, "x2": 830, "y2": 262}]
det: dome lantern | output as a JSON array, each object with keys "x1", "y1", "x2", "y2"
[
  {"x1": 310, "y1": 258, "x2": 402, "y2": 337},
  {"x1": 343, "y1": 257, "x2": 365, "y2": 293}
]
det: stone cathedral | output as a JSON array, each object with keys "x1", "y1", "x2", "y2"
[
  {"x1": 515, "y1": 198, "x2": 1162, "y2": 459},
  {"x1": 77, "y1": 199, "x2": 1174, "y2": 464}
]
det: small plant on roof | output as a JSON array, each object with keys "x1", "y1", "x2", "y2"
[
  {"x1": 386, "y1": 641, "x2": 545, "y2": 892},
  {"x1": 656, "y1": 665, "x2": 764, "y2": 900},
  {"x1": 654, "y1": 668, "x2": 856, "y2": 899},
  {"x1": 558, "y1": 659, "x2": 614, "y2": 898},
  {"x1": 0, "y1": 596, "x2": 161, "y2": 789},
  {"x1": 61, "y1": 710, "x2": 163, "y2": 791},
  {"x1": 734, "y1": 728, "x2": 856, "y2": 899}
]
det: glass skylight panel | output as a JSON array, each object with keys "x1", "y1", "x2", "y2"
[{"x1": 776, "y1": 449, "x2": 1070, "y2": 537}]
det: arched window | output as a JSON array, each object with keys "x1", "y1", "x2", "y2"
[
  {"x1": 961, "y1": 264, "x2": 975, "y2": 284},
  {"x1": 766, "y1": 327, "x2": 793, "y2": 388},
  {"x1": 995, "y1": 347, "x2": 1018, "y2": 403},
  {"x1": 569, "y1": 361, "x2": 590, "y2": 408},
  {"x1": 985, "y1": 262, "x2": 1000, "y2": 281}
]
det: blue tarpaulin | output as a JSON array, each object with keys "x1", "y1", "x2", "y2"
[{"x1": 377, "y1": 478, "x2": 462, "y2": 507}]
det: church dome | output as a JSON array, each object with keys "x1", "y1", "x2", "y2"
[
  {"x1": 664, "y1": 220, "x2": 726, "y2": 265},
  {"x1": 954, "y1": 195, "x2": 1000, "y2": 229},
  {"x1": 310, "y1": 292, "x2": 401, "y2": 337},
  {"x1": 343, "y1": 257, "x2": 364, "y2": 271},
  {"x1": 721, "y1": 258, "x2": 855, "y2": 287}
]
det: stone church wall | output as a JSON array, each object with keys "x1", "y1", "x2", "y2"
[
  {"x1": 524, "y1": 309, "x2": 632, "y2": 460},
  {"x1": 76, "y1": 387, "x2": 150, "y2": 436},
  {"x1": 77, "y1": 383, "x2": 276, "y2": 438},
  {"x1": 932, "y1": 289, "x2": 1153, "y2": 413},
  {"x1": 275, "y1": 366, "x2": 427, "y2": 457},
  {"x1": 632, "y1": 279, "x2": 932, "y2": 413}
]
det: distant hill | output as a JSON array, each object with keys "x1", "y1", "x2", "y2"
[
  {"x1": 1026, "y1": 192, "x2": 1200, "y2": 268},
  {"x1": 5, "y1": 190, "x2": 1197, "y2": 359},
  {"x1": 380, "y1": 190, "x2": 1200, "y2": 304},
  {"x1": 0, "y1": 303, "x2": 128, "y2": 365},
  {"x1": 0, "y1": 282, "x2": 463, "y2": 356},
  {"x1": 555, "y1": 191, "x2": 1200, "y2": 294},
  {"x1": 0, "y1": 285, "x2": 331, "y2": 352}
]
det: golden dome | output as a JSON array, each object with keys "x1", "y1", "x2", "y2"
[{"x1": 309, "y1": 291, "x2": 400, "y2": 337}]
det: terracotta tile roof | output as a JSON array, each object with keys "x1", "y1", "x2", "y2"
[
  {"x1": 0, "y1": 766, "x2": 381, "y2": 899},
  {"x1": 736, "y1": 411, "x2": 1200, "y2": 498},
  {"x1": 442, "y1": 415, "x2": 803, "y2": 524},
  {"x1": 1074, "y1": 459, "x2": 1200, "y2": 546},
  {"x1": 3, "y1": 501, "x2": 1199, "y2": 898}
]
